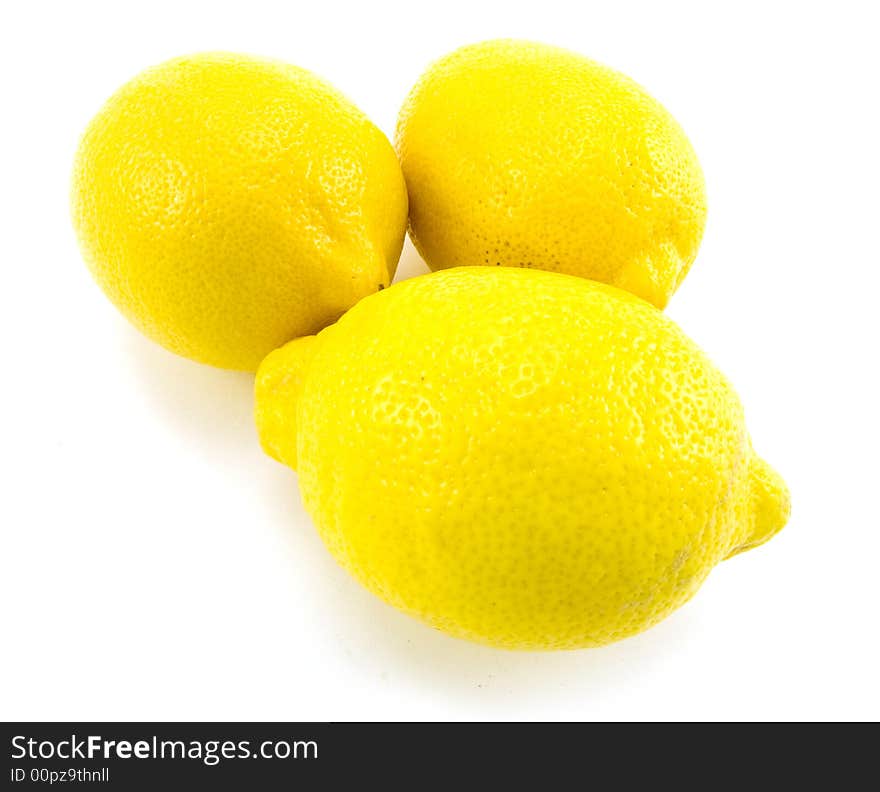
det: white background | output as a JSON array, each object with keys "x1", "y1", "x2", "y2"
[{"x1": 2, "y1": 1, "x2": 878, "y2": 721}]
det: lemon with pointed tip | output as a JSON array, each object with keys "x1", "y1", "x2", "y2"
[
  {"x1": 72, "y1": 52, "x2": 408, "y2": 371},
  {"x1": 255, "y1": 267, "x2": 789, "y2": 650},
  {"x1": 396, "y1": 39, "x2": 706, "y2": 308}
]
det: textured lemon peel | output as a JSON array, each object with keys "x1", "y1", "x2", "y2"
[
  {"x1": 254, "y1": 335, "x2": 320, "y2": 470},
  {"x1": 255, "y1": 268, "x2": 789, "y2": 650},
  {"x1": 72, "y1": 52, "x2": 407, "y2": 370},
  {"x1": 396, "y1": 39, "x2": 707, "y2": 308},
  {"x1": 725, "y1": 454, "x2": 791, "y2": 559}
]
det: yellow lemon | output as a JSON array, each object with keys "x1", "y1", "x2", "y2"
[
  {"x1": 255, "y1": 267, "x2": 789, "y2": 650},
  {"x1": 396, "y1": 40, "x2": 706, "y2": 308},
  {"x1": 72, "y1": 52, "x2": 408, "y2": 371}
]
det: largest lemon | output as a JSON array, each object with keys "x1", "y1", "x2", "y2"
[
  {"x1": 396, "y1": 40, "x2": 706, "y2": 308},
  {"x1": 72, "y1": 52, "x2": 408, "y2": 370},
  {"x1": 255, "y1": 267, "x2": 789, "y2": 650}
]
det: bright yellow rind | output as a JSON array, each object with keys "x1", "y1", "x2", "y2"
[
  {"x1": 72, "y1": 52, "x2": 407, "y2": 370},
  {"x1": 255, "y1": 335, "x2": 320, "y2": 470},
  {"x1": 396, "y1": 39, "x2": 706, "y2": 308},
  {"x1": 725, "y1": 454, "x2": 791, "y2": 558},
  {"x1": 256, "y1": 267, "x2": 789, "y2": 650}
]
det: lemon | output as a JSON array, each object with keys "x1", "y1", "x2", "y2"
[
  {"x1": 72, "y1": 52, "x2": 408, "y2": 371},
  {"x1": 396, "y1": 40, "x2": 706, "y2": 308},
  {"x1": 255, "y1": 267, "x2": 789, "y2": 650}
]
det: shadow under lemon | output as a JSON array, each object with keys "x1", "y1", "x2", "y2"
[
  {"x1": 393, "y1": 237, "x2": 430, "y2": 283},
  {"x1": 123, "y1": 326, "x2": 258, "y2": 462}
]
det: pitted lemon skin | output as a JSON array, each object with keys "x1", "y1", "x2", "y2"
[
  {"x1": 72, "y1": 52, "x2": 408, "y2": 370},
  {"x1": 396, "y1": 40, "x2": 706, "y2": 308},
  {"x1": 256, "y1": 267, "x2": 789, "y2": 650}
]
